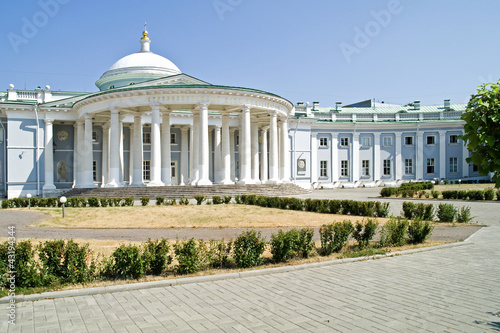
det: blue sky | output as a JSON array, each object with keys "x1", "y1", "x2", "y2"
[{"x1": 1, "y1": 0, "x2": 499, "y2": 107}]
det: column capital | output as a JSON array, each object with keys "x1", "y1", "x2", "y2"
[
  {"x1": 197, "y1": 102, "x2": 210, "y2": 110},
  {"x1": 180, "y1": 125, "x2": 190, "y2": 133},
  {"x1": 84, "y1": 114, "x2": 92, "y2": 120},
  {"x1": 260, "y1": 126, "x2": 269, "y2": 132},
  {"x1": 102, "y1": 122, "x2": 110, "y2": 130},
  {"x1": 242, "y1": 105, "x2": 251, "y2": 112},
  {"x1": 229, "y1": 127, "x2": 237, "y2": 133},
  {"x1": 44, "y1": 118, "x2": 53, "y2": 125},
  {"x1": 110, "y1": 107, "x2": 120, "y2": 115},
  {"x1": 150, "y1": 101, "x2": 161, "y2": 108}
]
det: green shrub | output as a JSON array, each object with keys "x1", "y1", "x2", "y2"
[
  {"x1": 166, "y1": 198, "x2": 177, "y2": 205},
  {"x1": 374, "y1": 202, "x2": 390, "y2": 217},
  {"x1": 352, "y1": 219, "x2": 378, "y2": 248},
  {"x1": 233, "y1": 230, "x2": 266, "y2": 268},
  {"x1": 467, "y1": 190, "x2": 484, "y2": 201},
  {"x1": 234, "y1": 195, "x2": 242, "y2": 204},
  {"x1": 87, "y1": 197, "x2": 99, "y2": 207},
  {"x1": 289, "y1": 198, "x2": 304, "y2": 211},
  {"x1": 418, "y1": 190, "x2": 426, "y2": 198},
  {"x1": 380, "y1": 187, "x2": 396, "y2": 197},
  {"x1": 437, "y1": 203, "x2": 457, "y2": 222},
  {"x1": 402, "y1": 202, "x2": 416, "y2": 219},
  {"x1": 47, "y1": 197, "x2": 58, "y2": 207},
  {"x1": 0, "y1": 240, "x2": 43, "y2": 288},
  {"x1": 379, "y1": 217, "x2": 408, "y2": 247},
  {"x1": 194, "y1": 195, "x2": 205, "y2": 205},
  {"x1": 484, "y1": 189, "x2": 495, "y2": 200},
  {"x1": 179, "y1": 197, "x2": 189, "y2": 205},
  {"x1": 1, "y1": 200, "x2": 10, "y2": 209},
  {"x1": 111, "y1": 197, "x2": 122, "y2": 207},
  {"x1": 223, "y1": 196, "x2": 232, "y2": 204},
  {"x1": 457, "y1": 190, "x2": 468, "y2": 200},
  {"x1": 424, "y1": 204, "x2": 435, "y2": 221},
  {"x1": 408, "y1": 219, "x2": 434, "y2": 244},
  {"x1": 140, "y1": 197, "x2": 150, "y2": 206},
  {"x1": 457, "y1": 206, "x2": 473, "y2": 223},
  {"x1": 173, "y1": 238, "x2": 205, "y2": 274},
  {"x1": 319, "y1": 221, "x2": 353, "y2": 255},
  {"x1": 211, "y1": 196, "x2": 223, "y2": 205},
  {"x1": 206, "y1": 239, "x2": 232, "y2": 269},
  {"x1": 156, "y1": 197, "x2": 165, "y2": 205},
  {"x1": 358, "y1": 201, "x2": 375, "y2": 217},
  {"x1": 296, "y1": 228, "x2": 315, "y2": 258},
  {"x1": 431, "y1": 190, "x2": 440, "y2": 199},
  {"x1": 270, "y1": 230, "x2": 296, "y2": 263},
  {"x1": 123, "y1": 197, "x2": 134, "y2": 206},
  {"x1": 99, "y1": 198, "x2": 110, "y2": 207},
  {"x1": 328, "y1": 200, "x2": 342, "y2": 214},
  {"x1": 143, "y1": 238, "x2": 172, "y2": 275},
  {"x1": 111, "y1": 244, "x2": 148, "y2": 279}
]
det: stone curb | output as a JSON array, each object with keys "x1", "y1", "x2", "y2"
[{"x1": 0, "y1": 240, "x2": 473, "y2": 304}]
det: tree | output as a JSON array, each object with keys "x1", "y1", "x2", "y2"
[{"x1": 461, "y1": 81, "x2": 500, "y2": 187}]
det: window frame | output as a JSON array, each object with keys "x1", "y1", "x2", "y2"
[
  {"x1": 170, "y1": 133, "x2": 177, "y2": 144},
  {"x1": 426, "y1": 158, "x2": 435, "y2": 174},
  {"x1": 143, "y1": 132, "x2": 151, "y2": 144},
  {"x1": 319, "y1": 137, "x2": 328, "y2": 148},
  {"x1": 361, "y1": 137, "x2": 371, "y2": 148},
  {"x1": 143, "y1": 160, "x2": 151, "y2": 181},
  {"x1": 340, "y1": 160, "x2": 349, "y2": 177},
  {"x1": 426, "y1": 135, "x2": 436, "y2": 145},
  {"x1": 383, "y1": 159, "x2": 392, "y2": 176},
  {"x1": 449, "y1": 157, "x2": 458, "y2": 173},
  {"x1": 93, "y1": 160, "x2": 97, "y2": 182},
  {"x1": 404, "y1": 136, "x2": 414, "y2": 146},
  {"x1": 320, "y1": 160, "x2": 328, "y2": 177},
  {"x1": 362, "y1": 160, "x2": 370, "y2": 176},
  {"x1": 449, "y1": 134, "x2": 459, "y2": 144},
  {"x1": 382, "y1": 136, "x2": 393, "y2": 147},
  {"x1": 340, "y1": 137, "x2": 350, "y2": 147},
  {"x1": 405, "y1": 158, "x2": 414, "y2": 176}
]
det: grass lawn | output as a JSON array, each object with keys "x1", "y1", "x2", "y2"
[
  {"x1": 434, "y1": 183, "x2": 496, "y2": 191},
  {"x1": 29, "y1": 205, "x2": 392, "y2": 229}
]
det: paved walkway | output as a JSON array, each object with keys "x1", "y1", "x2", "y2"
[{"x1": 2, "y1": 188, "x2": 499, "y2": 332}]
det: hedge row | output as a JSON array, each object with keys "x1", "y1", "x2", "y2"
[
  {"x1": 381, "y1": 187, "x2": 500, "y2": 201},
  {"x1": 402, "y1": 201, "x2": 473, "y2": 223},
  {"x1": 1, "y1": 196, "x2": 135, "y2": 209},
  {"x1": 234, "y1": 194, "x2": 390, "y2": 218}
]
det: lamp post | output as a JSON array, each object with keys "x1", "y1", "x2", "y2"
[
  {"x1": 26, "y1": 193, "x2": 32, "y2": 210},
  {"x1": 60, "y1": 196, "x2": 67, "y2": 218}
]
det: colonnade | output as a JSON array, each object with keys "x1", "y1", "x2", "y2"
[{"x1": 41, "y1": 103, "x2": 290, "y2": 190}]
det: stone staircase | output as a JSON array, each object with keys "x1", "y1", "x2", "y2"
[{"x1": 62, "y1": 183, "x2": 310, "y2": 199}]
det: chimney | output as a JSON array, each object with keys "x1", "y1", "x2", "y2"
[
  {"x1": 414, "y1": 100, "x2": 420, "y2": 110},
  {"x1": 444, "y1": 99, "x2": 450, "y2": 109},
  {"x1": 335, "y1": 102, "x2": 342, "y2": 111},
  {"x1": 312, "y1": 101, "x2": 319, "y2": 110}
]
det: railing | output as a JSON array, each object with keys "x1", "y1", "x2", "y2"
[{"x1": 16, "y1": 91, "x2": 38, "y2": 100}]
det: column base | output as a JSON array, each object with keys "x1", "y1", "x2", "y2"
[
  {"x1": 129, "y1": 182, "x2": 146, "y2": 187},
  {"x1": 218, "y1": 179, "x2": 235, "y2": 185},
  {"x1": 42, "y1": 184, "x2": 56, "y2": 191},
  {"x1": 237, "y1": 179, "x2": 256, "y2": 185},
  {"x1": 266, "y1": 179, "x2": 281, "y2": 184},
  {"x1": 103, "y1": 181, "x2": 120, "y2": 188},
  {"x1": 147, "y1": 180, "x2": 165, "y2": 187},
  {"x1": 197, "y1": 179, "x2": 213, "y2": 186}
]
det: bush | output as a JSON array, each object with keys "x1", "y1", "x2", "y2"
[
  {"x1": 352, "y1": 219, "x2": 378, "y2": 248},
  {"x1": 143, "y1": 238, "x2": 172, "y2": 275},
  {"x1": 289, "y1": 198, "x2": 304, "y2": 211},
  {"x1": 234, "y1": 195, "x2": 242, "y2": 204},
  {"x1": 402, "y1": 202, "x2": 416, "y2": 219},
  {"x1": 123, "y1": 197, "x2": 134, "y2": 207},
  {"x1": 379, "y1": 217, "x2": 408, "y2": 247},
  {"x1": 380, "y1": 187, "x2": 396, "y2": 197},
  {"x1": 431, "y1": 190, "x2": 440, "y2": 199},
  {"x1": 211, "y1": 196, "x2": 223, "y2": 205},
  {"x1": 484, "y1": 189, "x2": 495, "y2": 200},
  {"x1": 206, "y1": 239, "x2": 232, "y2": 269},
  {"x1": 179, "y1": 197, "x2": 189, "y2": 205},
  {"x1": 194, "y1": 195, "x2": 205, "y2": 205},
  {"x1": 374, "y1": 202, "x2": 390, "y2": 217},
  {"x1": 424, "y1": 204, "x2": 435, "y2": 221},
  {"x1": 99, "y1": 198, "x2": 110, "y2": 207},
  {"x1": 319, "y1": 221, "x2": 353, "y2": 255},
  {"x1": 173, "y1": 238, "x2": 205, "y2": 274},
  {"x1": 223, "y1": 196, "x2": 232, "y2": 204},
  {"x1": 87, "y1": 197, "x2": 99, "y2": 207},
  {"x1": 457, "y1": 190, "x2": 468, "y2": 200},
  {"x1": 156, "y1": 197, "x2": 165, "y2": 205},
  {"x1": 140, "y1": 197, "x2": 150, "y2": 206},
  {"x1": 457, "y1": 206, "x2": 473, "y2": 223},
  {"x1": 112, "y1": 244, "x2": 148, "y2": 279},
  {"x1": 408, "y1": 219, "x2": 434, "y2": 244},
  {"x1": 296, "y1": 228, "x2": 315, "y2": 258},
  {"x1": 270, "y1": 230, "x2": 296, "y2": 263},
  {"x1": 0, "y1": 240, "x2": 43, "y2": 288},
  {"x1": 233, "y1": 230, "x2": 266, "y2": 268},
  {"x1": 111, "y1": 197, "x2": 122, "y2": 207},
  {"x1": 437, "y1": 203, "x2": 457, "y2": 222},
  {"x1": 467, "y1": 190, "x2": 484, "y2": 201},
  {"x1": 328, "y1": 200, "x2": 342, "y2": 214}
]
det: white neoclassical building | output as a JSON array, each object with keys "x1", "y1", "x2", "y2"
[{"x1": 0, "y1": 29, "x2": 487, "y2": 198}]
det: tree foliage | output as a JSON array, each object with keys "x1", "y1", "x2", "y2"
[{"x1": 461, "y1": 81, "x2": 500, "y2": 187}]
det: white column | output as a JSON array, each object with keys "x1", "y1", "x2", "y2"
[
  {"x1": 161, "y1": 112, "x2": 172, "y2": 186},
  {"x1": 43, "y1": 119, "x2": 56, "y2": 190},
  {"x1": 128, "y1": 125, "x2": 134, "y2": 184},
  {"x1": 395, "y1": 132, "x2": 402, "y2": 181},
  {"x1": 260, "y1": 126, "x2": 269, "y2": 183},
  {"x1": 213, "y1": 125, "x2": 222, "y2": 184},
  {"x1": 280, "y1": 117, "x2": 290, "y2": 182},
  {"x1": 118, "y1": 118, "x2": 124, "y2": 185},
  {"x1": 76, "y1": 120, "x2": 84, "y2": 187},
  {"x1": 105, "y1": 109, "x2": 120, "y2": 187},
  {"x1": 197, "y1": 103, "x2": 212, "y2": 185},
  {"x1": 191, "y1": 113, "x2": 200, "y2": 185},
  {"x1": 311, "y1": 133, "x2": 318, "y2": 182},
  {"x1": 439, "y1": 130, "x2": 446, "y2": 179},
  {"x1": 221, "y1": 114, "x2": 233, "y2": 184},
  {"x1": 267, "y1": 112, "x2": 279, "y2": 183},
  {"x1": 101, "y1": 123, "x2": 109, "y2": 187},
  {"x1": 237, "y1": 105, "x2": 253, "y2": 184},
  {"x1": 73, "y1": 123, "x2": 78, "y2": 187},
  {"x1": 230, "y1": 128, "x2": 236, "y2": 182},
  {"x1": 374, "y1": 133, "x2": 381, "y2": 181},
  {"x1": 416, "y1": 132, "x2": 424, "y2": 180},
  {"x1": 352, "y1": 132, "x2": 360, "y2": 182},
  {"x1": 462, "y1": 131, "x2": 469, "y2": 178},
  {"x1": 331, "y1": 134, "x2": 338, "y2": 182},
  {"x1": 83, "y1": 114, "x2": 95, "y2": 187},
  {"x1": 130, "y1": 115, "x2": 144, "y2": 186},
  {"x1": 180, "y1": 126, "x2": 189, "y2": 185},
  {"x1": 149, "y1": 104, "x2": 164, "y2": 186},
  {"x1": 251, "y1": 118, "x2": 260, "y2": 183},
  {"x1": 209, "y1": 127, "x2": 213, "y2": 181}
]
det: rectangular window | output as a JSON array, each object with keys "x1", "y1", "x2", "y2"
[
  {"x1": 362, "y1": 160, "x2": 370, "y2": 176},
  {"x1": 143, "y1": 160, "x2": 151, "y2": 181},
  {"x1": 92, "y1": 131, "x2": 98, "y2": 143},
  {"x1": 405, "y1": 136, "x2": 414, "y2": 146},
  {"x1": 383, "y1": 159, "x2": 391, "y2": 176},
  {"x1": 236, "y1": 135, "x2": 239, "y2": 146},
  {"x1": 383, "y1": 136, "x2": 393, "y2": 147},
  {"x1": 427, "y1": 158, "x2": 435, "y2": 174},
  {"x1": 361, "y1": 137, "x2": 371, "y2": 147},
  {"x1": 320, "y1": 160, "x2": 328, "y2": 177},
  {"x1": 341, "y1": 160, "x2": 349, "y2": 177},
  {"x1": 340, "y1": 137, "x2": 349, "y2": 147},
  {"x1": 426, "y1": 135, "x2": 436, "y2": 145},
  {"x1": 450, "y1": 157, "x2": 458, "y2": 173},
  {"x1": 449, "y1": 134, "x2": 458, "y2": 144},
  {"x1": 319, "y1": 137, "x2": 328, "y2": 147},
  {"x1": 405, "y1": 159, "x2": 413, "y2": 175},
  {"x1": 170, "y1": 133, "x2": 176, "y2": 144},
  {"x1": 93, "y1": 160, "x2": 97, "y2": 182},
  {"x1": 143, "y1": 132, "x2": 151, "y2": 144},
  {"x1": 171, "y1": 161, "x2": 176, "y2": 178}
]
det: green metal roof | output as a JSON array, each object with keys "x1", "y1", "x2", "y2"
[{"x1": 311, "y1": 103, "x2": 466, "y2": 114}]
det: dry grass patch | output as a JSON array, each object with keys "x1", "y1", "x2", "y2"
[{"x1": 29, "y1": 205, "x2": 391, "y2": 229}]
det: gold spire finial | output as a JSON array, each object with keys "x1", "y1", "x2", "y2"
[{"x1": 142, "y1": 22, "x2": 149, "y2": 40}]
